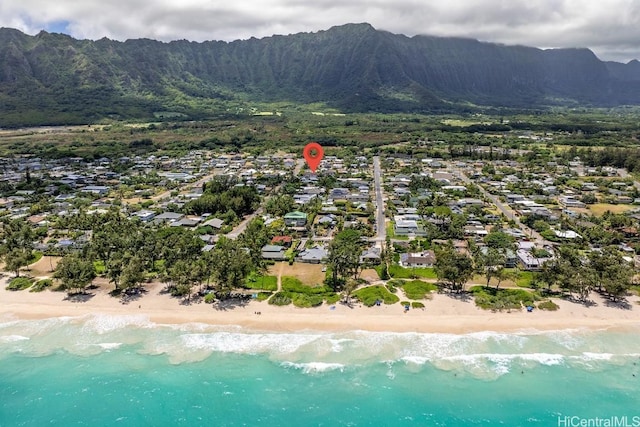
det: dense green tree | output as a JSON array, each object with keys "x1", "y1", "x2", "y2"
[
  {"x1": 475, "y1": 247, "x2": 507, "y2": 288},
  {"x1": 185, "y1": 177, "x2": 260, "y2": 217},
  {"x1": 120, "y1": 255, "x2": 146, "y2": 292},
  {"x1": 210, "y1": 237, "x2": 251, "y2": 298},
  {"x1": 327, "y1": 229, "x2": 364, "y2": 289},
  {"x1": 265, "y1": 194, "x2": 296, "y2": 217},
  {"x1": 588, "y1": 248, "x2": 632, "y2": 301},
  {"x1": 484, "y1": 231, "x2": 515, "y2": 250},
  {"x1": 435, "y1": 245, "x2": 474, "y2": 293},
  {"x1": 240, "y1": 218, "x2": 270, "y2": 272},
  {"x1": 54, "y1": 254, "x2": 96, "y2": 295},
  {"x1": 0, "y1": 219, "x2": 36, "y2": 277}
]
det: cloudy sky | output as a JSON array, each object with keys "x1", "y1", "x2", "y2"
[{"x1": 1, "y1": 0, "x2": 639, "y2": 63}]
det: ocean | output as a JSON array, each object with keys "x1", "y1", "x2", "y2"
[{"x1": 1, "y1": 314, "x2": 639, "y2": 426}]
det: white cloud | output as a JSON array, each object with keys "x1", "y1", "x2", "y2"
[{"x1": 0, "y1": 0, "x2": 638, "y2": 62}]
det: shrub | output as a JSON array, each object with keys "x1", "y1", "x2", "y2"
[
  {"x1": 352, "y1": 285, "x2": 400, "y2": 307},
  {"x1": 204, "y1": 293, "x2": 216, "y2": 304},
  {"x1": 256, "y1": 292, "x2": 272, "y2": 302},
  {"x1": 282, "y1": 277, "x2": 330, "y2": 294},
  {"x1": 93, "y1": 261, "x2": 106, "y2": 275},
  {"x1": 269, "y1": 292, "x2": 292, "y2": 306},
  {"x1": 325, "y1": 293, "x2": 341, "y2": 305},
  {"x1": 292, "y1": 294, "x2": 324, "y2": 308},
  {"x1": 268, "y1": 277, "x2": 338, "y2": 307},
  {"x1": 537, "y1": 300, "x2": 559, "y2": 311},
  {"x1": 6, "y1": 277, "x2": 34, "y2": 291},
  {"x1": 411, "y1": 302, "x2": 425, "y2": 309},
  {"x1": 401, "y1": 280, "x2": 437, "y2": 300},
  {"x1": 30, "y1": 279, "x2": 53, "y2": 292},
  {"x1": 470, "y1": 286, "x2": 537, "y2": 311}
]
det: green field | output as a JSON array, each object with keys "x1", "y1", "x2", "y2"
[
  {"x1": 244, "y1": 274, "x2": 278, "y2": 291},
  {"x1": 388, "y1": 265, "x2": 437, "y2": 279}
]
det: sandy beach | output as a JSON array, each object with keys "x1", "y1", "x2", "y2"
[{"x1": 2, "y1": 277, "x2": 640, "y2": 333}]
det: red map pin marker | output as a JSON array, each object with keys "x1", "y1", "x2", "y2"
[{"x1": 303, "y1": 142, "x2": 324, "y2": 173}]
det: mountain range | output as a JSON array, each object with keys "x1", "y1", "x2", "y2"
[{"x1": 1, "y1": 23, "x2": 639, "y2": 127}]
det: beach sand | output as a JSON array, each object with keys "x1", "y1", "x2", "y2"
[{"x1": 1, "y1": 277, "x2": 639, "y2": 333}]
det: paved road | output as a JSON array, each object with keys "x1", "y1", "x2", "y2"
[
  {"x1": 227, "y1": 158, "x2": 306, "y2": 239},
  {"x1": 450, "y1": 167, "x2": 549, "y2": 246},
  {"x1": 372, "y1": 156, "x2": 386, "y2": 247}
]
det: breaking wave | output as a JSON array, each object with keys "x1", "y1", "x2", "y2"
[{"x1": 1, "y1": 314, "x2": 639, "y2": 377}]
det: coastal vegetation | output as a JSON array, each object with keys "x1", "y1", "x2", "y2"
[
  {"x1": 470, "y1": 286, "x2": 538, "y2": 311},
  {"x1": 5, "y1": 276, "x2": 34, "y2": 291},
  {"x1": 352, "y1": 286, "x2": 400, "y2": 306}
]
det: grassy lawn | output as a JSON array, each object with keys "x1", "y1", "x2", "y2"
[
  {"x1": 27, "y1": 251, "x2": 43, "y2": 265},
  {"x1": 244, "y1": 273, "x2": 278, "y2": 291},
  {"x1": 588, "y1": 203, "x2": 635, "y2": 216},
  {"x1": 388, "y1": 265, "x2": 437, "y2": 279},
  {"x1": 515, "y1": 271, "x2": 536, "y2": 288}
]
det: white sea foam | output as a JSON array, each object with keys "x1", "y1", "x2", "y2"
[
  {"x1": 519, "y1": 353, "x2": 565, "y2": 366},
  {"x1": 401, "y1": 356, "x2": 429, "y2": 365},
  {"x1": 281, "y1": 361, "x2": 345, "y2": 374},
  {"x1": 578, "y1": 352, "x2": 614, "y2": 361},
  {"x1": 179, "y1": 332, "x2": 323, "y2": 355},
  {"x1": 81, "y1": 314, "x2": 153, "y2": 334},
  {"x1": 96, "y1": 342, "x2": 122, "y2": 350},
  {"x1": 0, "y1": 334, "x2": 29, "y2": 343}
]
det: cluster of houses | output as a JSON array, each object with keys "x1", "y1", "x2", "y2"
[
  {"x1": 4, "y1": 146, "x2": 640, "y2": 276},
  {"x1": 383, "y1": 153, "x2": 640, "y2": 272}
]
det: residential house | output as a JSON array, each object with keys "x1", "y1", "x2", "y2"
[
  {"x1": 399, "y1": 250, "x2": 436, "y2": 268},
  {"x1": 133, "y1": 210, "x2": 156, "y2": 223},
  {"x1": 271, "y1": 236, "x2": 293, "y2": 248},
  {"x1": 153, "y1": 212, "x2": 184, "y2": 225},
  {"x1": 203, "y1": 218, "x2": 224, "y2": 229},
  {"x1": 261, "y1": 245, "x2": 286, "y2": 261},
  {"x1": 81, "y1": 185, "x2": 110, "y2": 195},
  {"x1": 297, "y1": 247, "x2": 328, "y2": 263},
  {"x1": 360, "y1": 247, "x2": 381, "y2": 264},
  {"x1": 284, "y1": 211, "x2": 307, "y2": 227},
  {"x1": 463, "y1": 224, "x2": 489, "y2": 238},
  {"x1": 394, "y1": 215, "x2": 426, "y2": 236},
  {"x1": 558, "y1": 196, "x2": 586, "y2": 209},
  {"x1": 516, "y1": 241, "x2": 552, "y2": 271}
]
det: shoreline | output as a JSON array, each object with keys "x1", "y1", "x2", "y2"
[{"x1": 2, "y1": 279, "x2": 640, "y2": 334}]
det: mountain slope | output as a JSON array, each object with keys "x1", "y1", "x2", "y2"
[{"x1": 0, "y1": 23, "x2": 639, "y2": 126}]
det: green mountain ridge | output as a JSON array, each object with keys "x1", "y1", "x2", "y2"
[{"x1": 1, "y1": 23, "x2": 639, "y2": 127}]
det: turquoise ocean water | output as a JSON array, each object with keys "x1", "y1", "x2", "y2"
[{"x1": 1, "y1": 314, "x2": 639, "y2": 426}]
